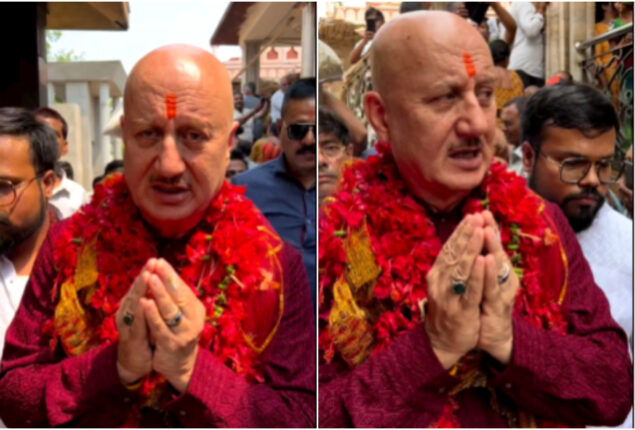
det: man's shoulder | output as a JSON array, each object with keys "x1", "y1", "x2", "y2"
[
  {"x1": 600, "y1": 203, "x2": 633, "y2": 233},
  {"x1": 64, "y1": 177, "x2": 87, "y2": 194},
  {"x1": 511, "y1": 2, "x2": 532, "y2": 13},
  {"x1": 232, "y1": 159, "x2": 281, "y2": 185},
  {"x1": 272, "y1": 90, "x2": 284, "y2": 101}
]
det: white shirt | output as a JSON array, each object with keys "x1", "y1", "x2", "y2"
[
  {"x1": 353, "y1": 39, "x2": 372, "y2": 61},
  {"x1": 0, "y1": 255, "x2": 29, "y2": 358},
  {"x1": 577, "y1": 203, "x2": 633, "y2": 343},
  {"x1": 577, "y1": 204, "x2": 633, "y2": 428},
  {"x1": 50, "y1": 173, "x2": 89, "y2": 219},
  {"x1": 508, "y1": 2, "x2": 545, "y2": 79},
  {"x1": 270, "y1": 89, "x2": 284, "y2": 123}
]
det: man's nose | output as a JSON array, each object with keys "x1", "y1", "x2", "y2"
[
  {"x1": 156, "y1": 134, "x2": 186, "y2": 177},
  {"x1": 318, "y1": 147, "x2": 326, "y2": 166},
  {"x1": 301, "y1": 126, "x2": 316, "y2": 145},
  {"x1": 578, "y1": 163, "x2": 601, "y2": 188},
  {"x1": 456, "y1": 94, "x2": 490, "y2": 138}
]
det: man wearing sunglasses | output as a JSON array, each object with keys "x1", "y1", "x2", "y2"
[
  {"x1": 522, "y1": 84, "x2": 633, "y2": 427},
  {"x1": 0, "y1": 108, "x2": 58, "y2": 360},
  {"x1": 233, "y1": 78, "x2": 316, "y2": 308}
]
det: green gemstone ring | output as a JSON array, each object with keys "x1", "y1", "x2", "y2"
[
  {"x1": 123, "y1": 311, "x2": 134, "y2": 326},
  {"x1": 452, "y1": 281, "x2": 467, "y2": 295}
]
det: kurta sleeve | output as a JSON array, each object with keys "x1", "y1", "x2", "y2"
[
  {"x1": 165, "y1": 243, "x2": 316, "y2": 427},
  {"x1": 319, "y1": 324, "x2": 458, "y2": 428},
  {"x1": 489, "y1": 202, "x2": 633, "y2": 426},
  {"x1": 0, "y1": 223, "x2": 137, "y2": 427}
]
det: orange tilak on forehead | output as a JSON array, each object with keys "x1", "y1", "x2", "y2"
[
  {"x1": 165, "y1": 93, "x2": 177, "y2": 119},
  {"x1": 463, "y1": 52, "x2": 476, "y2": 78}
]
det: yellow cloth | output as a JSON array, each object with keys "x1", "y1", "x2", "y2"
[{"x1": 494, "y1": 70, "x2": 524, "y2": 114}]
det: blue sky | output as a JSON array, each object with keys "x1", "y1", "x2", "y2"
[{"x1": 50, "y1": 1, "x2": 242, "y2": 73}]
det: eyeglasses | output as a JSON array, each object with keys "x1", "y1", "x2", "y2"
[
  {"x1": 0, "y1": 176, "x2": 41, "y2": 207},
  {"x1": 319, "y1": 142, "x2": 347, "y2": 158},
  {"x1": 539, "y1": 152, "x2": 625, "y2": 184},
  {"x1": 287, "y1": 123, "x2": 316, "y2": 141}
]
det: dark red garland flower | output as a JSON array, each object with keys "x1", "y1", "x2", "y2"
[{"x1": 45, "y1": 173, "x2": 283, "y2": 421}]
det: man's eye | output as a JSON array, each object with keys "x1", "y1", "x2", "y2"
[
  {"x1": 139, "y1": 129, "x2": 158, "y2": 139},
  {"x1": 477, "y1": 89, "x2": 494, "y2": 104},
  {"x1": 181, "y1": 130, "x2": 207, "y2": 145}
]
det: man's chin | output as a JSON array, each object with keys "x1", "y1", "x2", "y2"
[
  {"x1": 318, "y1": 184, "x2": 336, "y2": 201},
  {"x1": 140, "y1": 205, "x2": 203, "y2": 238},
  {"x1": 0, "y1": 237, "x2": 15, "y2": 255},
  {"x1": 565, "y1": 201, "x2": 603, "y2": 233}
]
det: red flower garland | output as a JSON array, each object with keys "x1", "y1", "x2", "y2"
[
  {"x1": 319, "y1": 142, "x2": 568, "y2": 426},
  {"x1": 46, "y1": 173, "x2": 283, "y2": 421}
]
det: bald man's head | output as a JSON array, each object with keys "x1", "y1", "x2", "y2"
[
  {"x1": 363, "y1": 11, "x2": 497, "y2": 211},
  {"x1": 124, "y1": 44, "x2": 234, "y2": 130},
  {"x1": 370, "y1": 11, "x2": 489, "y2": 97},
  {"x1": 121, "y1": 44, "x2": 238, "y2": 238}
]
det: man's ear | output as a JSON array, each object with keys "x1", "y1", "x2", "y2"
[
  {"x1": 521, "y1": 141, "x2": 535, "y2": 174},
  {"x1": 364, "y1": 91, "x2": 389, "y2": 142},
  {"x1": 41, "y1": 169, "x2": 56, "y2": 200},
  {"x1": 229, "y1": 121, "x2": 239, "y2": 149},
  {"x1": 345, "y1": 143, "x2": 354, "y2": 157}
]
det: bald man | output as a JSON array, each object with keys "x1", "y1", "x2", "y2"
[
  {"x1": 318, "y1": 12, "x2": 631, "y2": 427},
  {"x1": 0, "y1": 45, "x2": 315, "y2": 427}
]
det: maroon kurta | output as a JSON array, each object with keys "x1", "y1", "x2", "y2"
[
  {"x1": 319, "y1": 201, "x2": 633, "y2": 427},
  {"x1": 0, "y1": 222, "x2": 316, "y2": 427}
]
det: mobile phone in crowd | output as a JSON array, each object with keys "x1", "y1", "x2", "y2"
[{"x1": 366, "y1": 18, "x2": 376, "y2": 33}]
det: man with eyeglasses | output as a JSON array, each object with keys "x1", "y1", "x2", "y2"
[
  {"x1": 0, "y1": 108, "x2": 58, "y2": 358},
  {"x1": 522, "y1": 84, "x2": 633, "y2": 427},
  {"x1": 233, "y1": 78, "x2": 316, "y2": 308},
  {"x1": 318, "y1": 107, "x2": 354, "y2": 203}
]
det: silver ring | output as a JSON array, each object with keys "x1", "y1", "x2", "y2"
[
  {"x1": 123, "y1": 311, "x2": 134, "y2": 326},
  {"x1": 497, "y1": 263, "x2": 510, "y2": 284},
  {"x1": 166, "y1": 311, "x2": 183, "y2": 328}
]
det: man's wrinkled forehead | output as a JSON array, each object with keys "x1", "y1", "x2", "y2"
[
  {"x1": 371, "y1": 11, "x2": 491, "y2": 91},
  {"x1": 125, "y1": 80, "x2": 232, "y2": 126}
]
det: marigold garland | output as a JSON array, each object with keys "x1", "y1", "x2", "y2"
[
  {"x1": 44, "y1": 173, "x2": 284, "y2": 424},
  {"x1": 319, "y1": 142, "x2": 569, "y2": 427}
]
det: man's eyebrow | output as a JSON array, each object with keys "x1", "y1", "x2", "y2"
[
  {"x1": 477, "y1": 75, "x2": 498, "y2": 86},
  {"x1": 554, "y1": 150, "x2": 616, "y2": 159},
  {"x1": 428, "y1": 79, "x2": 463, "y2": 92}
]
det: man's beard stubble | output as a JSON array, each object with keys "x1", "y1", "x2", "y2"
[
  {"x1": 561, "y1": 190, "x2": 604, "y2": 233},
  {"x1": 0, "y1": 189, "x2": 47, "y2": 255},
  {"x1": 528, "y1": 167, "x2": 604, "y2": 233}
]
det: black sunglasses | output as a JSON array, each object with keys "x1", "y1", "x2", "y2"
[{"x1": 287, "y1": 123, "x2": 316, "y2": 141}]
